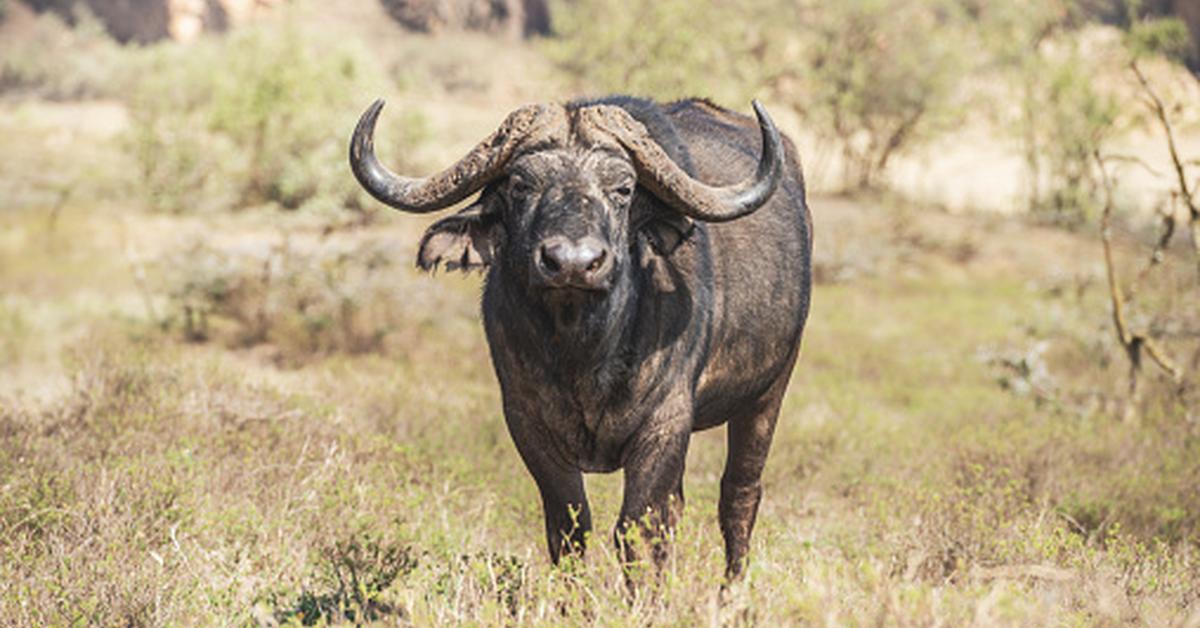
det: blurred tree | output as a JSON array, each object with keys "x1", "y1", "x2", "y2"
[
  {"x1": 780, "y1": 0, "x2": 969, "y2": 190},
  {"x1": 1076, "y1": 0, "x2": 1200, "y2": 74},
  {"x1": 547, "y1": 0, "x2": 967, "y2": 191},
  {"x1": 1128, "y1": 17, "x2": 1200, "y2": 281},
  {"x1": 124, "y1": 16, "x2": 423, "y2": 214},
  {"x1": 544, "y1": 0, "x2": 777, "y2": 105},
  {"x1": 974, "y1": 0, "x2": 1121, "y2": 220},
  {"x1": 379, "y1": 0, "x2": 550, "y2": 38}
]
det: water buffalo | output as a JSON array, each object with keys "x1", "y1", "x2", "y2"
[{"x1": 349, "y1": 95, "x2": 812, "y2": 580}]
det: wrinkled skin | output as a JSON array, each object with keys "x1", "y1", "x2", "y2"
[{"x1": 378, "y1": 97, "x2": 811, "y2": 580}]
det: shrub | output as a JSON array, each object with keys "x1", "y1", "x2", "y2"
[
  {"x1": 785, "y1": 0, "x2": 970, "y2": 191},
  {"x1": 976, "y1": 2, "x2": 1128, "y2": 220},
  {"x1": 0, "y1": 6, "x2": 128, "y2": 99},
  {"x1": 1032, "y1": 49, "x2": 1121, "y2": 221},
  {"x1": 273, "y1": 532, "x2": 417, "y2": 625},
  {"x1": 544, "y1": 0, "x2": 775, "y2": 104},
  {"x1": 123, "y1": 15, "x2": 426, "y2": 214},
  {"x1": 156, "y1": 233, "x2": 461, "y2": 364}
]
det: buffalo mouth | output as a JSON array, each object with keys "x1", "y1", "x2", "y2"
[
  {"x1": 539, "y1": 283, "x2": 611, "y2": 305},
  {"x1": 534, "y1": 279, "x2": 613, "y2": 295},
  {"x1": 537, "y1": 283, "x2": 613, "y2": 328}
]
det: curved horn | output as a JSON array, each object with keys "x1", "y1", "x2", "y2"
[
  {"x1": 349, "y1": 99, "x2": 563, "y2": 213},
  {"x1": 581, "y1": 100, "x2": 785, "y2": 223}
]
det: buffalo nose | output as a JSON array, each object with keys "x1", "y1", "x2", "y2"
[{"x1": 536, "y1": 236, "x2": 612, "y2": 289}]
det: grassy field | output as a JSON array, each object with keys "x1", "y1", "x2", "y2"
[{"x1": 2, "y1": 1, "x2": 1199, "y2": 625}]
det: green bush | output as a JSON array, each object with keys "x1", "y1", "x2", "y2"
[
  {"x1": 1032, "y1": 51, "x2": 1120, "y2": 221},
  {"x1": 1127, "y1": 16, "x2": 1194, "y2": 62},
  {"x1": 544, "y1": 0, "x2": 777, "y2": 104},
  {"x1": 0, "y1": 7, "x2": 128, "y2": 99},
  {"x1": 788, "y1": 0, "x2": 969, "y2": 190},
  {"x1": 974, "y1": 2, "x2": 1124, "y2": 220},
  {"x1": 123, "y1": 17, "x2": 426, "y2": 214}
]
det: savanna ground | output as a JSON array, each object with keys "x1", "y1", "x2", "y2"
[{"x1": 2, "y1": 0, "x2": 1199, "y2": 625}]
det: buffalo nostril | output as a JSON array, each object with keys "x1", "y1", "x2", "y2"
[
  {"x1": 540, "y1": 246, "x2": 562, "y2": 273},
  {"x1": 586, "y1": 249, "x2": 607, "y2": 273}
]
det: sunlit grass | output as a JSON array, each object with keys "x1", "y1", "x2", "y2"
[
  {"x1": 1, "y1": 199, "x2": 1196, "y2": 624},
  {"x1": 1, "y1": 1, "x2": 1197, "y2": 623}
]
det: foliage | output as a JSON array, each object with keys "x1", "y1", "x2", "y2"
[
  {"x1": 156, "y1": 233, "x2": 461, "y2": 364},
  {"x1": 1127, "y1": 16, "x2": 1195, "y2": 62},
  {"x1": 0, "y1": 6, "x2": 128, "y2": 99},
  {"x1": 122, "y1": 16, "x2": 426, "y2": 214},
  {"x1": 1031, "y1": 50, "x2": 1121, "y2": 221},
  {"x1": 784, "y1": 0, "x2": 970, "y2": 190},
  {"x1": 273, "y1": 532, "x2": 418, "y2": 624},
  {"x1": 544, "y1": 0, "x2": 778, "y2": 105},
  {"x1": 974, "y1": 1, "x2": 1124, "y2": 221}
]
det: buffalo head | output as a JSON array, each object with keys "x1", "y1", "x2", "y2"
[{"x1": 348, "y1": 99, "x2": 783, "y2": 300}]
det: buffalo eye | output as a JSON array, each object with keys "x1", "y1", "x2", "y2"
[
  {"x1": 508, "y1": 176, "x2": 535, "y2": 202},
  {"x1": 608, "y1": 183, "x2": 634, "y2": 204}
]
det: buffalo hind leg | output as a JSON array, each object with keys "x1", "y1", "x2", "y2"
[{"x1": 719, "y1": 380, "x2": 787, "y2": 581}]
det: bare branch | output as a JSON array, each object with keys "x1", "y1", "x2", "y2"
[
  {"x1": 1098, "y1": 153, "x2": 1162, "y2": 178},
  {"x1": 1141, "y1": 336, "x2": 1184, "y2": 384},
  {"x1": 1130, "y1": 60, "x2": 1200, "y2": 281},
  {"x1": 1129, "y1": 198, "x2": 1177, "y2": 298},
  {"x1": 1093, "y1": 150, "x2": 1186, "y2": 420},
  {"x1": 1095, "y1": 151, "x2": 1134, "y2": 348}
]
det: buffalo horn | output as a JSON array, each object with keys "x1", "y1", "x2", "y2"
[
  {"x1": 583, "y1": 100, "x2": 784, "y2": 223},
  {"x1": 349, "y1": 99, "x2": 561, "y2": 213}
]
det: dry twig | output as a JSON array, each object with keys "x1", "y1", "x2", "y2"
[
  {"x1": 1094, "y1": 150, "x2": 1184, "y2": 420},
  {"x1": 1130, "y1": 60, "x2": 1200, "y2": 283}
]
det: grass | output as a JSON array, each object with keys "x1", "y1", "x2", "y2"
[
  {"x1": 1, "y1": 196, "x2": 1197, "y2": 625},
  {"x1": 1, "y1": 1, "x2": 1199, "y2": 624}
]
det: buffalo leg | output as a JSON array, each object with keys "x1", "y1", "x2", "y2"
[
  {"x1": 615, "y1": 427, "x2": 690, "y2": 571},
  {"x1": 534, "y1": 469, "x2": 591, "y2": 564},
  {"x1": 508, "y1": 420, "x2": 592, "y2": 563},
  {"x1": 719, "y1": 382, "x2": 787, "y2": 581}
]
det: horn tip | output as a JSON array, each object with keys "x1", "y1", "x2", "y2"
[
  {"x1": 364, "y1": 98, "x2": 386, "y2": 126},
  {"x1": 750, "y1": 100, "x2": 777, "y2": 131}
]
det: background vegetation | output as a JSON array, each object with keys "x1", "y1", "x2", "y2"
[{"x1": 1, "y1": 0, "x2": 1198, "y2": 624}]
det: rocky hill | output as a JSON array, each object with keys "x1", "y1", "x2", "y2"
[{"x1": 14, "y1": 0, "x2": 549, "y2": 43}]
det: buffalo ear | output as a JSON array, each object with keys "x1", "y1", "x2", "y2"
[
  {"x1": 417, "y1": 202, "x2": 504, "y2": 272},
  {"x1": 640, "y1": 213, "x2": 695, "y2": 255}
]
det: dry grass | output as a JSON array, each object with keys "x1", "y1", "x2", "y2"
[
  {"x1": 2, "y1": 1, "x2": 1199, "y2": 624},
  {"x1": 1, "y1": 193, "x2": 1198, "y2": 625}
]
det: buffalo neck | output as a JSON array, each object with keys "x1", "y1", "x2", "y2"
[{"x1": 486, "y1": 261, "x2": 640, "y2": 403}]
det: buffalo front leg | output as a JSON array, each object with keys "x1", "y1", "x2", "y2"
[
  {"x1": 615, "y1": 426, "x2": 690, "y2": 573},
  {"x1": 534, "y1": 468, "x2": 591, "y2": 564},
  {"x1": 719, "y1": 384, "x2": 786, "y2": 581},
  {"x1": 507, "y1": 418, "x2": 592, "y2": 564}
]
